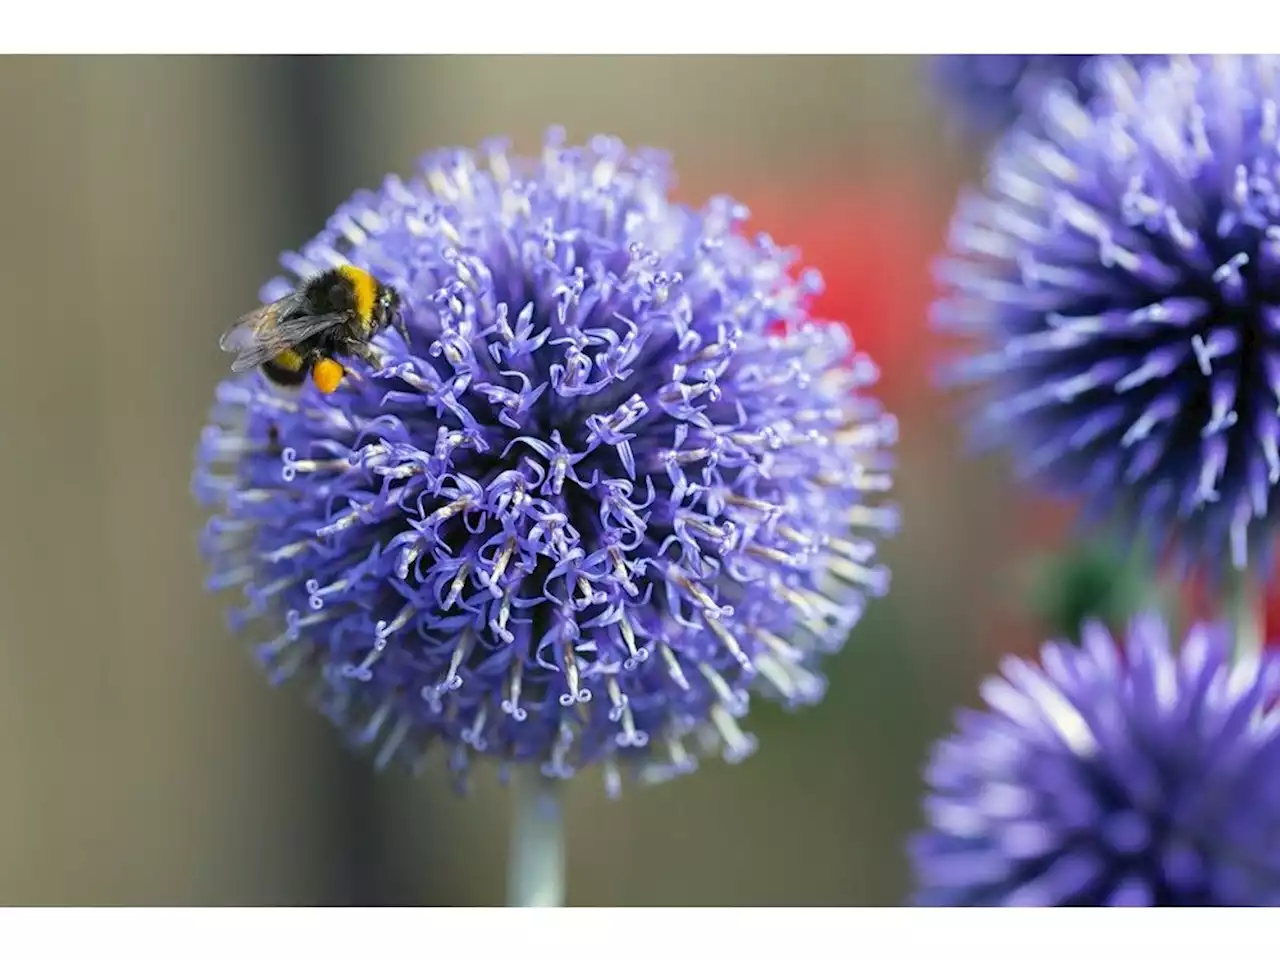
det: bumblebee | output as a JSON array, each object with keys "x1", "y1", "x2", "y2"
[{"x1": 220, "y1": 265, "x2": 403, "y2": 394}]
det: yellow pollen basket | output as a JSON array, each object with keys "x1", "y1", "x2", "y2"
[{"x1": 312, "y1": 358, "x2": 345, "y2": 394}]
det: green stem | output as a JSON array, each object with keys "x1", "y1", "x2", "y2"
[
  {"x1": 1226, "y1": 571, "x2": 1264, "y2": 660},
  {"x1": 507, "y1": 769, "x2": 565, "y2": 907}
]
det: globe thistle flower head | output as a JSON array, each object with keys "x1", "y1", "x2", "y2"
[
  {"x1": 929, "y1": 55, "x2": 1106, "y2": 136},
  {"x1": 935, "y1": 55, "x2": 1280, "y2": 577},
  {"x1": 193, "y1": 129, "x2": 898, "y2": 792},
  {"x1": 931, "y1": 56, "x2": 1165, "y2": 138},
  {"x1": 910, "y1": 614, "x2": 1280, "y2": 906}
]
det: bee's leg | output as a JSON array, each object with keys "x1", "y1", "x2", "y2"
[{"x1": 348, "y1": 340, "x2": 384, "y2": 370}]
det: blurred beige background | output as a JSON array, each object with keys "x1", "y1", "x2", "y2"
[{"x1": 0, "y1": 56, "x2": 1024, "y2": 906}]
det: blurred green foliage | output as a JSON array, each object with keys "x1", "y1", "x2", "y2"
[{"x1": 1022, "y1": 534, "x2": 1173, "y2": 641}]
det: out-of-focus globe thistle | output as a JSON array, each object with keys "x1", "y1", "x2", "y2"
[
  {"x1": 935, "y1": 55, "x2": 1280, "y2": 576},
  {"x1": 910, "y1": 614, "x2": 1280, "y2": 906},
  {"x1": 193, "y1": 129, "x2": 898, "y2": 792},
  {"x1": 930, "y1": 55, "x2": 1100, "y2": 136},
  {"x1": 930, "y1": 55, "x2": 1091, "y2": 135}
]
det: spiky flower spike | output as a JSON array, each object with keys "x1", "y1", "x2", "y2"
[
  {"x1": 193, "y1": 130, "x2": 898, "y2": 792},
  {"x1": 936, "y1": 55, "x2": 1280, "y2": 575},
  {"x1": 911, "y1": 614, "x2": 1280, "y2": 906}
]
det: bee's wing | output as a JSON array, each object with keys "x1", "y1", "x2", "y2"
[{"x1": 219, "y1": 295, "x2": 346, "y2": 373}]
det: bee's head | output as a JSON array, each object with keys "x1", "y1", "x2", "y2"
[{"x1": 373, "y1": 284, "x2": 401, "y2": 331}]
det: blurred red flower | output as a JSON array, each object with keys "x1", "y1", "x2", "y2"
[
  {"x1": 1148, "y1": 564, "x2": 1280, "y2": 650},
  {"x1": 1266, "y1": 583, "x2": 1280, "y2": 647},
  {"x1": 729, "y1": 177, "x2": 948, "y2": 407}
]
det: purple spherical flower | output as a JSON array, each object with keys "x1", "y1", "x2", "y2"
[
  {"x1": 911, "y1": 615, "x2": 1280, "y2": 906},
  {"x1": 193, "y1": 130, "x2": 898, "y2": 792},
  {"x1": 935, "y1": 55, "x2": 1280, "y2": 575},
  {"x1": 930, "y1": 56, "x2": 1165, "y2": 137},
  {"x1": 930, "y1": 55, "x2": 1104, "y2": 135}
]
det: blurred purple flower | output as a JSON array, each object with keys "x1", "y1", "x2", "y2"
[
  {"x1": 929, "y1": 55, "x2": 1158, "y2": 136},
  {"x1": 193, "y1": 129, "x2": 898, "y2": 792},
  {"x1": 911, "y1": 614, "x2": 1280, "y2": 906},
  {"x1": 935, "y1": 55, "x2": 1280, "y2": 576}
]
